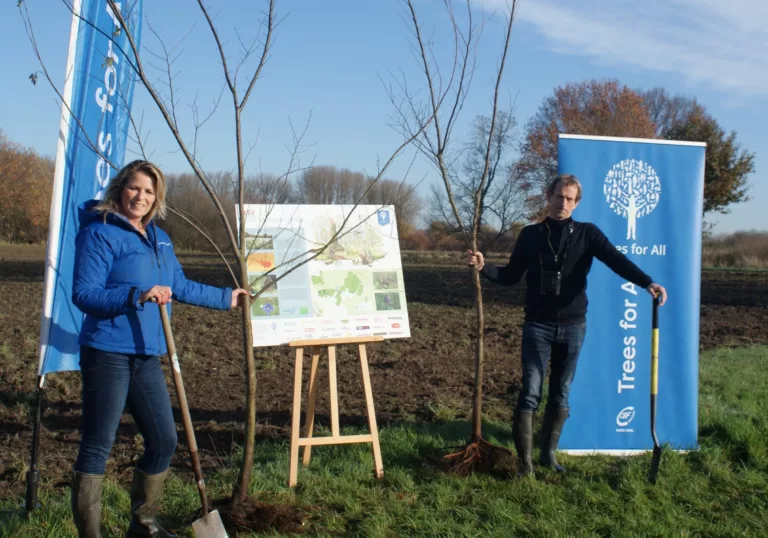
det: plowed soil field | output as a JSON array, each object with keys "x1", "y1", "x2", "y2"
[{"x1": 1, "y1": 246, "x2": 766, "y2": 499}]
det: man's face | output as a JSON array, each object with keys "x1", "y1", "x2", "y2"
[{"x1": 547, "y1": 182, "x2": 580, "y2": 220}]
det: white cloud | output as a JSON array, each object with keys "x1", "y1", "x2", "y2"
[{"x1": 473, "y1": 0, "x2": 768, "y2": 97}]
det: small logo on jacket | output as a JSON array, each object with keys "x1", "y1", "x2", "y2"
[{"x1": 616, "y1": 406, "x2": 636, "y2": 428}]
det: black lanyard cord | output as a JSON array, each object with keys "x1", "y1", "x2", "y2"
[{"x1": 543, "y1": 221, "x2": 573, "y2": 271}]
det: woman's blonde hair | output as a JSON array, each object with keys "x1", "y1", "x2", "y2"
[{"x1": 93, "y1": 160, "x2": 167, "y2": 225}]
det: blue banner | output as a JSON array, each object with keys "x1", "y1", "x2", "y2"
[
  {"x1": 38, "y1": 0, "x2": 143, "y2": 375},
  {"x1": 557, "y1": 134, "x2": 705, "y2": 452}
]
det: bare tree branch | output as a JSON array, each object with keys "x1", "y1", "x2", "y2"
[
  {"x1": 19, "y1": 2, "x2": 119, "y2": 172},
  {"x1": 196, "y1": 0, "x2": 236, "y2": 95},
  {"x1": 167, "y1": 203, "x2": 240, "y2": 287},
  {"x1": 104, "y1": 0, "x2": 242, "y2": 255}
]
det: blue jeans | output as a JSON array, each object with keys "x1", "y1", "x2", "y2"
[
  {"x1": 517, "y1": 322, "x2": 587, "y2": 412},
  {"x1": 75, "y1": 346, "x2": 178, "y2": 475}
]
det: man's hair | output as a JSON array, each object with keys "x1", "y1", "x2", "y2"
[
  {"x1": 546, "y1": 174, "x2": 582, "y2": 202},
  {"x1": 93, "y1": 160, "x2": 167, "y2": 224}
]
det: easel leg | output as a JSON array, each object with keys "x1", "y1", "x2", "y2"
[
  {"x1": 328, "y1": 345, "x2": 340, "y2": 437},
  {"x1": 289, "y1": 347, "x2": 304, "y2": 487},
  {"x1": 359, "y1": 344, "x2": 384, "y2": 479},
  {"x1": 303, "y1": 347, "x2": 321, "y2": 466}
]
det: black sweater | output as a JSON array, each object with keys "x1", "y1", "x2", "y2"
[{"x1": 481, "y1": 218, "x2": 653, "y2": 324}]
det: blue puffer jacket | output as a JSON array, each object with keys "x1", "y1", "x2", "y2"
[{"x1": 73, "y1": 200, "x2": 232, "y2": 356}]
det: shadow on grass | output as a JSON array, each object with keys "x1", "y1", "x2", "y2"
[{"x1": 0, "y1": 507, "x2": 27, "y2": 530}]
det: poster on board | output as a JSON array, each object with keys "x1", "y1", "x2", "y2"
[{"x1": 238, "y1": 204, "x2": 410, "y2": 346}]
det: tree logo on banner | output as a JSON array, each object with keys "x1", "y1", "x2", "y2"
[{"x1": 603, "y1": 159, "x2": 661, "y2": 240}]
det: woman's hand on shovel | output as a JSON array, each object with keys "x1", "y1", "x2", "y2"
[{"x1": 140, "y1": 285, "x2": 172, "y2": 305}]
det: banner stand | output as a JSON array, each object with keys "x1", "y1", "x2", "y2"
[
  {"x1": 25, "y1": 377, "x2": 45, "y2": 512},
  {"x1": 26, "y1": 0, "x2": 143, "y2": 511},
  {"x1": 556, "y1": 134, "x2": 705, "y2": 455}
]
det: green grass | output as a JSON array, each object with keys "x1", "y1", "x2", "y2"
[{"x1": 3, "y1": 346, "x2": 768, "y2": 537}]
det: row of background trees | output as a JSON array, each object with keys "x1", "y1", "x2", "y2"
[{"x1": 0, "y1": 79, "x2": 755, "y2": 249}]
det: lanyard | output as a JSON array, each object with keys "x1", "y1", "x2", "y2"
[{"x1": 541, "y1": 221, "x2": 573, "y2": 271}]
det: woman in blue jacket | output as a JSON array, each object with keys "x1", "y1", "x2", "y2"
[{"x1": 70, "y1": 160, "x2": 248, "y2": 538}]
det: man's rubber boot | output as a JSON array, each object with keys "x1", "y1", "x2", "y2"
[
  {"x1": 512, "y1": 409, "x2": 535, "y2": 477},
  {"x1": 539, "y1": 406, "x2": 569, "y2": 472},
  {"x1": 71, "y1": 470, "x2": 104, "y2": 538},
  {"x1": 127, "y1": 468, "x2": 177, "y2": 538}
]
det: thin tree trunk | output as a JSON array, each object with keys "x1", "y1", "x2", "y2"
[
  {"x1": 234, "y1": 260, "x2": 256, "y2": 503},
  {"x1": 471, "y1": 267, "x2": 485, "y2": 441},
  {"x1": 233, "y1": 93, "x2": 257, "y2": 502}
]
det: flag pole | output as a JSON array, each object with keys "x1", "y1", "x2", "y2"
[{"x1": 26, "y1": 0, "x2": 83, "y2": 513}]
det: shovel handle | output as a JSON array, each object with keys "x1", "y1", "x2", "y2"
[
  {"x1": 650, "y1": 295, "x2": 660, "y2": 446},
  {"x1": 153, "y1": 299, "x2": 211, "y2": 517}
]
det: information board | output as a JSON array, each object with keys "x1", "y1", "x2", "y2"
[{"x1": 239, "y1": 204, "x2": 410, "y2": 346}]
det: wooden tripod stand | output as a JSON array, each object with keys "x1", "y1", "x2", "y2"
[{"x1": 288, "y1": 336, "x2": 384, "y2": 487}]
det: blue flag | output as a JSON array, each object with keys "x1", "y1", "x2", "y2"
[
  {"x1": 38, "y1": 0, "x2": 143, "y2": 375},
  {"x1": 558, "y1": 134, "x2": 705, "y2": 453}
]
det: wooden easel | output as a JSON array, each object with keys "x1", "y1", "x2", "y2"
[{"x1": 287, "y1": 336, "x2": 384, "y2": 487}]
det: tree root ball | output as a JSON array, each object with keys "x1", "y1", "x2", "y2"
[
  {"x1": 442, "y1": 438, "x2": 517, "y2": 477},
  {"x1": 208, "y1": 496, "x2": 308, "y2": 535}
]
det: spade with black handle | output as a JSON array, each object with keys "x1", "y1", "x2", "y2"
[{"x1": 648, "y1": 295, "x2": 662, "y2": 484}]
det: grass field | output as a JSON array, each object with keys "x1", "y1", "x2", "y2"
[{"x1": 2, "y1": 345, "x2": 767, "y2": 537}]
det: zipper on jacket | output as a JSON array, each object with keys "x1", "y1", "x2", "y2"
[{"x1": 151, "y1": 225, "x2": 163, "y2": 354}]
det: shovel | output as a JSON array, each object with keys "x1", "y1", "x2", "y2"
[
  {"x1": 155, "y1": 300, "x2": 229, "y2": 538},
  {"x1": 648, "y1": 295, "x2": 662, "y2": 484}
]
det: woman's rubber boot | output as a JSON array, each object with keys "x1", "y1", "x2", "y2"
[
  {"x1": 71, "y1": 470, "x2": 104, "y2": 538},
  {"x1": 127, "y1": 468, "x2": 177, "y2": 538},
  {"x1": 512, "y1": 409, "x2": 535, "y2": 477},
  {"x1": 539, "y1": 407, "x2": 569, "y2": 472}
]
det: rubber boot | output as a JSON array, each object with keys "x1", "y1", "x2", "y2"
[
  {"x1": 512, "y1": 409, "x2": 535, "y2": 477},
  {"x1": 127, "y1": 468, "x2": 177, "y2": 538},
  {"x1": 71, "y1": 470, "x2": 104, "y2": 538},
  {"x1": 539, "y1": 407, "x2": 569, "y2": 472}
]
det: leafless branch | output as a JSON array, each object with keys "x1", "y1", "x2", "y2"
[
  {"x1": 167, "y1": 203, "x2": 240, "y2": 287},
  {"x1": 470, "y1": 2, "x2": 517, "y2": 248},
  {"x1": 19, "y1": 2, "x2": 118, "y2": 171},
  {"x1": 239, "y1": 0, "x2": 276, "y2": 110},
  {"x1": 196, "y1": 0, "x2": 236, "y2": 95},
  {"x1": 191, "y1": 84, "x2": 226, "y2": 159},
  {"x1": 104, "y1": 0, "x2": 241, "y2": 256}
]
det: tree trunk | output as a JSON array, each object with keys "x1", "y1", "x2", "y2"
[
  {"x1": 234, "y1": 260, "x2": 256, "y2": 504},
  {"x1": 470, "y1": 266, "x2": 485, "y2": 441}
]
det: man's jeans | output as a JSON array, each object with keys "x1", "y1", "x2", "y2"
[
  {"x1": 75, "y1": 346, "x2": 177, "y2": 475},
  {"x1": 517, "y1": 321, "x2": 587, "y2": 412}
]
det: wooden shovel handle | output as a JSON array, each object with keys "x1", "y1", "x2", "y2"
[{"x1": 152, "y1": 299, "x2": 211, "y2": 517}]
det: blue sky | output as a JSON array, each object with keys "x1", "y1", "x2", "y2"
[{"x1": 2, "y1": 0, "x2": 765, "y2": 235}]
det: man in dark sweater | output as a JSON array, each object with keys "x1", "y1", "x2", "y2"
[{"x1": 467, "y1": 174, "x2": 667, "y2": 476}]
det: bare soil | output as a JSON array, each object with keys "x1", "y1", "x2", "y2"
[{"x1": 1, "y1": 245, "x2": 767, "y2": 500}]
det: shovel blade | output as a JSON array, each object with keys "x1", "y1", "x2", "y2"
[
  {"x1": 648, "y1": 445, "x2": 662, "y2": 484},
  {"x1": 191, "y1": 509, "x2": 229, "y2": 538}
]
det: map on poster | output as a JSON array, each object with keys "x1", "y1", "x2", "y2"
[{"x1": 238, "y1": 204, "x2": 410, "y2": 346}]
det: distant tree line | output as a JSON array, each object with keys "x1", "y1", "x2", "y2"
[
  {"x1": 0, "y1": 129, "x2": 54, "y2": 243},
  {"x1": 162, "y1": 166, "x2": 424, "y2": 251},
  {"x1": 1, "y1": 78, "x2": 755, "y2": 249}
]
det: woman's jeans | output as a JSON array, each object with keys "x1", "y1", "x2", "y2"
[
  {"x1": 516, "y1": 321, "x2": 587, "y2": 412},
  {"x1": 75, "y1": 346, "x2": 177, "y2": 475}
]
